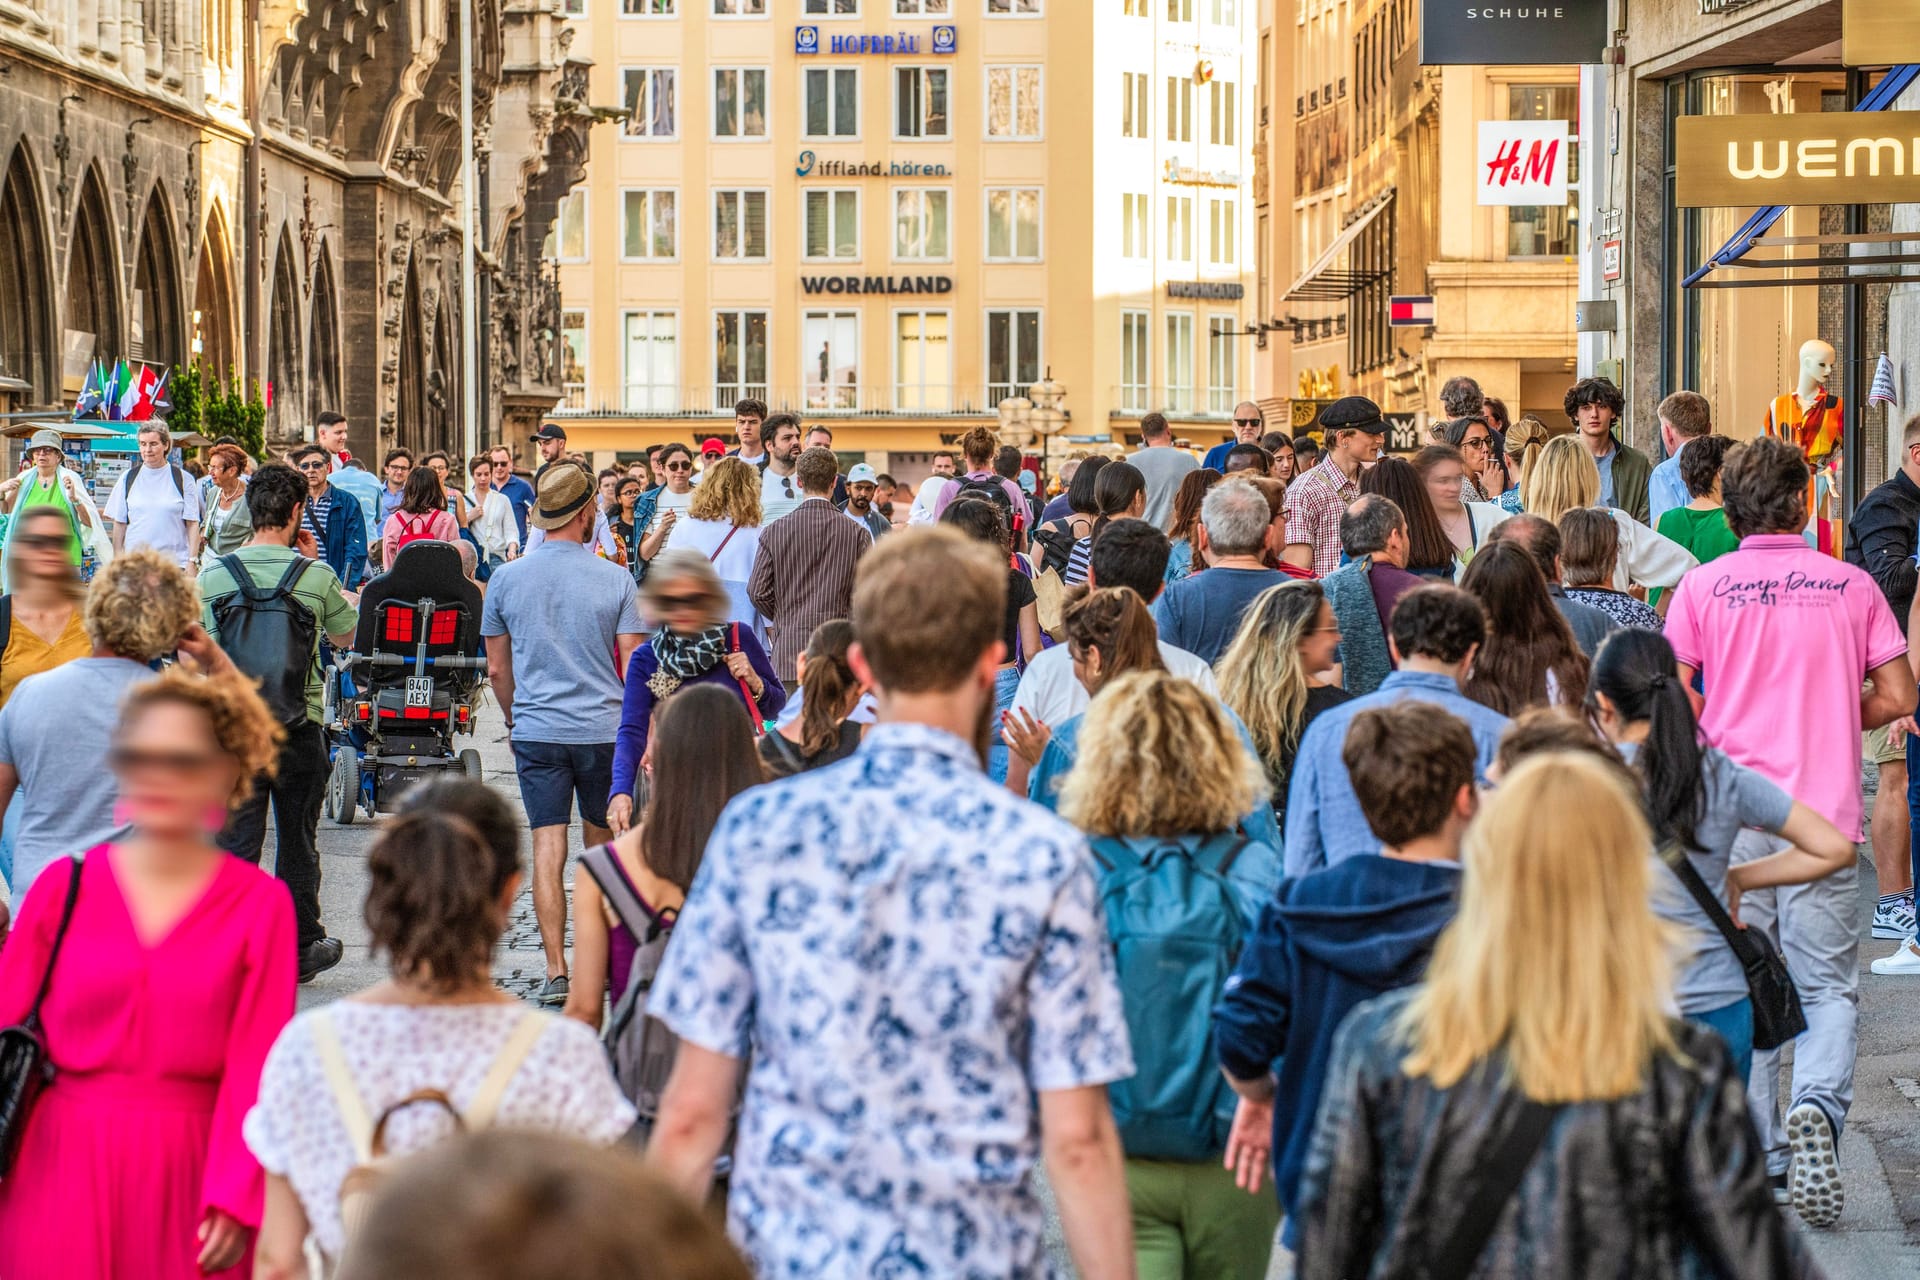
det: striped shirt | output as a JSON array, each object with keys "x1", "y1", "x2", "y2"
[{"x1": 747, "y1": 498, "x2": 874, "y2": 684}]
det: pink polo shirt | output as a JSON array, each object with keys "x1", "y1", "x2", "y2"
[{"x1": 1664, "y1": 534, "x2": 1907, "y2": 841}]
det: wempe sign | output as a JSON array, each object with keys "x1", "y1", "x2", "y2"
[
  {"x1": 1420, "y1": 1, "x2": 1607, "y2": 65},
  {"x1": 1675, "y1": 110, "x2": 1920, "y2": 206}
]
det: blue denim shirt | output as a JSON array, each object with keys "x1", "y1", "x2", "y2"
[
  {"x1": 1281, "y1": 670, "x2": 1509, "y2": 876},
  {"x1": 1649, "y1": 445, "x2": 1690, "y2": 527}
]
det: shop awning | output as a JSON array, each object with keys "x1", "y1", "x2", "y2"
[
  {"x1": 1683, "y1": 64, "x2": 1920, "y2": 289},
  {"x1": 1282, "y1": 191, "x2": 1396, "y2": 303}
]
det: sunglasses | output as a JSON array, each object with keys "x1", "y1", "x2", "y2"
[
  {"x1": 295, "y1": 459, "x2": 329, "y2": 471},
  {"x1": 1234, "y1": 417, "x2": 1262, "y2": 427},
  {"x1": 665, "y1": 461, "x2": 693, "y2": 472},
  {"x1": 108, "y1": 745, "x2": 225, "y2": 777},
  {"x1": 12, "y1": 533, "x2": 66, "y2": 550},
  {"x1": 780, "y1": 477, "x2": 794, "y2": 498},
  {"x1": 654, "y1": 593, "x2": 709, "y2": 611}
]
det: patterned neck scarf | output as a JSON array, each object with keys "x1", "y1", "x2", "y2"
[{"x1": 648, "y1": 624, "x2": 728, "y2": 699}]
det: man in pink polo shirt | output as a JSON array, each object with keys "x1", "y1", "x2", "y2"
[{"x1": 1665, "y1": 435, "x2": 1916, "y2": 1229}]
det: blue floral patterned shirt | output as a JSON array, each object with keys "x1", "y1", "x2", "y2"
[{"x1": 653, "y1": 721, "x2": 1135, "y2": 1279}]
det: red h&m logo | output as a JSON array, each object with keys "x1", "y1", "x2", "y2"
[{"x1": 1485, "y1": 136, "x2": 1560, "y2": 189}]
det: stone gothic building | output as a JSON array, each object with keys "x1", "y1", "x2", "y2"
[{"x1": 0, "y1": 0, "x2": 596, "y2": 461}]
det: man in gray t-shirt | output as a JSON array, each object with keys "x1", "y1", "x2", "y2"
[
  {"x1": 480, "y1": 462, "x2": 644, "y2": 1007},
  {"x1": 1128, "y1": 412, "x2": 1199, "y2": 531}
]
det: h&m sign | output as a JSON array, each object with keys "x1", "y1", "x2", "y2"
[
  {"x1": 1675, "y1": 111, "x2": 1920, "y2": 206},
  {"x1": 1477, "y1": 120, "x2": 1570, "y2": 206},
  {"x1": 1420, "y1": 1, "x2": 1607, "y2": 66}
]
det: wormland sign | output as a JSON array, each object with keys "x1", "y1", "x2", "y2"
[
  {"x1": 1674, "y1": 111, "x2": 1920, "y2": 206},
  {"x1": 801, "y1": 274, "x2": 955, "y2": 295},
  {"x1": 1419, "y1": 1, "x2": 1607, "y2": 65}
]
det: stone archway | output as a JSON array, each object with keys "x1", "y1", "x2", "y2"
[
  {"x1": 266, "y1": 233, "x2": 303, "y2": 444},
  {"x1": 193, "y1": 203, "x2": 239, "y2": 380},
  {"x1": 307, "y1": 244, "x2": 341, "y2": 424},
  {"x1": 132, "y1": 191, "x2": 184, "y2": 371},
  {"x1": 64, "y1": 170, "x2": 122, "y2": 388},
  {"x1": 0, "y1": 144, "x2": 55, "y2": 403}
]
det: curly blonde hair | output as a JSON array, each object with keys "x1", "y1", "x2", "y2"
[
  {"x1": 118, "y1": 668, "x2": 285, "y2": 805},
  {"x1": 86, "y1": 549, "x2": 201, "y2": 662},
  {"x1": 688, "y1": 456, "x2": 763, "y2": 527},
  {"x1": 1521, "y1": 433, "x2": 1601, "y2": 525},
  {"x1": 1058, "y1": 671, "x2": 1267, "y2": 837}
]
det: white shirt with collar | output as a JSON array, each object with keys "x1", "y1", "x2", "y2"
[{"x1": 1010, "y1": 639, "x2": 1219, "y2": 728}]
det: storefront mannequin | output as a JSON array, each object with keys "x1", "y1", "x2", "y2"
[{"x1": 1765, "y1": 339, "x2": 1844, "y2": 554}]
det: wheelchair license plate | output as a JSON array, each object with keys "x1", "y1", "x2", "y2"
[{"x1": 405, "y1": 677, "x2": 433, "y2": 708}]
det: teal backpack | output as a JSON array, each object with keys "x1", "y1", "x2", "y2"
[{"x1": 1090, "y1": 830, "x2": 1256, "y2": 1162}]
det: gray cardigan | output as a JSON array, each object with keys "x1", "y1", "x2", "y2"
[{"x1": 1322, "y1": 559, "x2": 1392, "y2": 696}]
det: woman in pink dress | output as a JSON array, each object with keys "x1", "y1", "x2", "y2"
[{"x1": 0, "y1": 668, "x2": 293, "y2": 1279}]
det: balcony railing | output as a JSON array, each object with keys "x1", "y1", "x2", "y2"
[
  {"x1": 1110, "y1": 387, "x2": 1236, "y2": 419},
  {"x1": 548, "y1": 385, "x2": 1009, "y2": 419}
]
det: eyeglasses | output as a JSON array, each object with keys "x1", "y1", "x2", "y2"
[
  {"x1": 1234, "y1": 417, "x2": 1263, "y2": 428},
  {"x1": 653, "y1": 593, "x2": 708, "y2": 611},
  {"x1": 12, "y1": 534, "x2": 66, "y2": 550},
  {"x1": 295, "y1": 460, "x2": 329, "y2": 471},
  {"x1": 1460, "y1": 435, "x2": 1492, "y2": 450},
  {"x1": 108, "y1": 746, "x2": 224, "y2": 777},
  {"x1": 665, "y1": 461, "x2": 692, "y2": 472}
]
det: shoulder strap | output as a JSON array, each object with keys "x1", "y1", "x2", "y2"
[
  {"x1": 0, "y1": 594, "x2": 12, "y2": 654},
  {"x1": 272, "y1": 554, "x2": 315, "y2": 596},
  {"x1": 311, "y1": 1009, "x2": 375, "y2": 1159},
  {"x1": 1197, "y1": 830, "x2": 1253, "y2": 877},
  {"x1": 466, "y1": 1010, "x2": 548, "y2": 1128},
  {"x1": 580, "y1": 843, "x2": 666, "y2": 940},
  {"x1": 1656, "y1": 841, "x2": 1749, "y2": 954},
  {"x1": 1087, "y1": 835, "x2": 1143, "y2": 876},
  {"x1": 217, "y1": 552, "x2": 257, "y2": 595},
  {"x1": 712, "y1": 524, "x2": 740, "y2": 559},
  {"x1": 170, "y1": 464, "x2": 186, "y2": 498},
  {"x1": 24, "y1": 856, "x2": 83, "y2": 1025},
  {"x1": 1430, "y1": 1098, "x2": 1560, "y2": 1278}
]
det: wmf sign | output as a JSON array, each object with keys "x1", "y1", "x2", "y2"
[{"x1": 1420, "y1": 1, "x2": 1607, "y2": 65}]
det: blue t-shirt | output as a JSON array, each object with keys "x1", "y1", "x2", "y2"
[
  {"x1": 1151, "y1": 566, "x2": 1289, "y2": 666},
  {"x1": 497, "y1": 473, "x2": 536, "y2": 544},
  {"x1": 480, "y1": 541, "x2": 643, "y2": 744},
  {"x1": 1202, "y1": 441, "x2": 1236, "y2": 472}
]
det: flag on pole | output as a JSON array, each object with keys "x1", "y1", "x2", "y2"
[
  {"x1": 114, "y1": 360, "x2": 140, "y2": 421},
  {"x1": 131, "y1": 365, "x2": 159, "y2": 420},
  {"x1": 72, "y1": 362, "x2": 103, "y2": 420},
  {"x1": 1870, "y1": 353, "x2": 1898, "y2": 409}
]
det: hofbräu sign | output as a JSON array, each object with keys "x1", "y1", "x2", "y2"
[
  {"x1": 1675, "y1": 111, "x2": 1920, "y2": 207},
  {"x1": 801, "y1": 275, "x2": 955, "y2": 295},
  {"x1": 1419, "y1": 1, "x2": 1607, "y2": 65}
]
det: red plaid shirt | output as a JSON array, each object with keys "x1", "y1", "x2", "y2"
[{"x1": 1282, "y1": 456, "x2": 1361, "y2": 577}]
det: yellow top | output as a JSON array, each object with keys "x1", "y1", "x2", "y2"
[{"x1": 0, "y1": 607, "x2": 90, "y2": 710}]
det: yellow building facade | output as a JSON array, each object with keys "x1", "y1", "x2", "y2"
[{"x1": 553, "y1": 0, "x2": 1257, "y2": 471}]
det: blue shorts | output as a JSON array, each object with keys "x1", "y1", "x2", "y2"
[{"x1": 512, "y1": 739, "x2": 615, "y2": 830}]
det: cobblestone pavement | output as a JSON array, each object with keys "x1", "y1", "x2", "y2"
[{"x1": 288, "y1": 706, "x2": 1920, "y2": 1275}]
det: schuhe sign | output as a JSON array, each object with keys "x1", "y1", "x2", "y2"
[
  {"x1": 1420, "y1": 1, "x2": 1607, "y2": 65},
  {"x1": 1675, "y1": 111, "x2": 1920, "y2": 206}
]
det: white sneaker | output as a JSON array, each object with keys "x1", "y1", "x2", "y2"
[
  {"x1": 1871, "y1": 895, "x2": 1916, "y2": 940},
  {"x1": 1870, "y1": 938, "x2": 1920, "y2": 976},
  {"x1": 1786, "y1": 1103, "x2": 1844, "y2": 1228}
]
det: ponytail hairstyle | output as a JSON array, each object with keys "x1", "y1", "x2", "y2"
[
  {"x1": 797, "y1": 619, "x2": 860, "y2": 758},
  {"x1": 1585, "y1": 629, "x2": 1706, "y2": 853},
  {"x1": 1063, "y1": 586, "x2": 1164, "y2": 696},
  {"x1": 1090, "y1": 461, "x2": 1147, "y2": 540},
  {"x1": 645, "y1": 683, "x2": 764, "y2": 891},
  {"x1": 367, "y1": 780, "x2": 522, "y2": 993}
]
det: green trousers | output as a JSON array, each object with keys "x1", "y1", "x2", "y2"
[{"x1": 1126, "y1": 1156, "x2": 1281, "y2": 1280}]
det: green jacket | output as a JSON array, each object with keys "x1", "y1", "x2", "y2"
[{"x1": 1607, "y1": 441, "x2": 1653, "y2": 525}]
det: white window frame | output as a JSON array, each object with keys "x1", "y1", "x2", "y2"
[
  {"x1": 1165, "y1": 311, "x2": 1195, "y2": 414},
  {"x1": 1123, "y1": 0, "x2": 1148, "y2": 13},
  {"x1": 984, "y1": 186, "x2": 1043, "y2": 262},
  {"x1": 1122, "y1": 71, "x2": 1149, "y2": 139},
  {"x1": 986, "y1": 0, "x2": 1042, "y2": 14},
  {"x1": 802, "y1": 65, "x2": 861, "y2": 140},
  {"x1": 1166, "y1": 0, "x2": 1193, "y2": 20},
  {"x1": 621, "y1": 309, "x2": 680, "y2": 414},
  {"x1": 893, "y1": 65, "x2": 951, "y2": 140},
  {"x1": 1121, "y1": 192, "x2": 1148, "y2": 260},
  {"x1": 1166, "y1": 194, "x2": 1193, "y2": 263},
  {"x1": 1206, "y1": 0, "x2": 1234, "y2": 25},
  {"x1": 984, "y1": 65, "x2": 1044, "y2": 141},
  {"x1": 892, "y1": 308, "x2": 953, "y2": 412},
  {"x1": 804, "y1": 0, "x2": 861, "y2": 15},
  {"x1": 1165, "y1": 75, "x2": 1192, "y2": 142},
  {"x1": 560, "y1": 0, "x2": 586, "y2": 16},
  {"x1": 895, "y1": 0, "x2": 950, "y2": 12},
  {"x1": 1120, "y1": 309, "x2": 1151, "y2": 413},
  {"x1": 711, "y1": 67, "x2": 769, "y2": 140},
  {"x1": 712, "y1": 188, "x2": 771, "y2": 262},
  {"x1": 619, "y1": 0, "x2": 676, "y2": 16},
  {"x1": 1207, "y1": 313, "x2": 1238, "y2": 415},
  {"x1": 558, "y1": 308, "x2": 588, "y2": 410},
  {"x1": 712, "y1": 0, "x2": 768, "y2": 15},
  {"x1": 712, "y1": 308, "x2": 771, "y2": 406},
  {"x1": 803, "y1": 187, "x2": 863, "y2": 261},
  {"x1": 619, "y1": 188, "x2": 680, "y2": 261},
  {"x1": 893, "y1": 187, "x2": 953, "y2": 263},
  {"x1": 803, "y1": 309, "x2": 862, "y2": 411},
  {"x1": 1209, "y1": 78, "x2": 1236, "y2": 146},
  {"x1": 1207, "y1": 197, "x2": 1236, "y2": 269},
  {"x1": 620, "y1": 68, "x2": 678, "y2": 140},
  {"x1": 985, "y1": 308, "x2": 1043, "y2": 405}
]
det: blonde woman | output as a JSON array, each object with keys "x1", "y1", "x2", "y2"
[
  {"x1": 1215, "y1": 581, "x2": 1350, "y2": 822},
  {"x1": 1497, "y1": 416, "x2": 1550, "y2": 515},
  {"x1": 662, "y1": 456, "x2": 764, "y2": 634},
  {"x1": 1525, "y1": 434, "x2": 1696, "y2": 598},
  {"x1": 1296, "y1": 752, "x2": 1808, "y2": 1280},
  {"x1": 1056, "y1": 671, "x2": 1283, "y2": 1280}
]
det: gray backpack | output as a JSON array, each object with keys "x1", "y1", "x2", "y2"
[{"x1": 579, "y1": 842, "x2": 680, "y2": 1140}]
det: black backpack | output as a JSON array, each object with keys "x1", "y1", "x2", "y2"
[
  {"x1": 117, "y1": 463, "x2": 187, "y2": 504},
  {"x1": 209, "y1": 554, "x2": 319, "y2": 726},
  {"x1": 954, "y1": 474, "x2": 1021, "y2": 534}
]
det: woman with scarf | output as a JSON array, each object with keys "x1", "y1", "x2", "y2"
[{"x1": 605, "y1": 550, "x2": 784, "y2": 835}]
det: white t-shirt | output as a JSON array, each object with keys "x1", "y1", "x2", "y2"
[
  {"x1": 104, "y1": 462, "x2": 201, "y2": 566},
  {"x1": 650, "y1": 485, "x2": 695, "y2": 532},
  {"x1": 909, "y1": 475, "x2": 949, "y2": 525},
  {"x1": 760, "y1": 467, "x2": 804, "y2": 524},
  {"x1": 1010, "y1": 639, "x2": 1219, "y2": 728},
  {"x1": 243, "y1": 1002, "x2": 635, "y2": 1260}
]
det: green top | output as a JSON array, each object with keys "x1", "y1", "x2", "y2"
[
  {"x1": 1652, "y1": 504, "x2": 1741, "y2": 607},
  {"x1": 15, "y1": 470, "x2": 84, "y2": 566},
  {"x1": 198, "y1": 544, "x2": 358, "y2": 724}
]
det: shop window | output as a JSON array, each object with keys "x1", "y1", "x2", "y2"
[
  {"x1": 805, "y1": 189, "x2": 861, "y2": 260},
  {"x1": 804, "y1": 67, "x2": 859, "y2": 138},
  {"x1": 987, "y1": 66, "x2": 1043, "y2": 139},
  {"x1": 1165, "y1": 312, "x2": 1194, "y2": 413},
  {"x1": 1505, "y1": 83, "x2": 1578, "y2": 258},
  {"x1": 986, "y1": 188, "x2": 1041, "y2": 261},
  {"x1": 895, "y1": 310, "x2": 951, "y2": 411},
  {"x1": 1121, "y1": 310, "x2": 1150, "y2": 411},
  {"x1": 622, "y1": 311, "x2": 678, "y2": 413}
]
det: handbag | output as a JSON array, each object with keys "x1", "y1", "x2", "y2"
[
  {"x1": 1424, "y1": 1096, "x2": 1560, "y2": 1279},
  {"x1": 1657, "y1": 842, "x2": 1807, "y2": 1051},
  {"x1": 727, "y1": 623, "x2": 764, "y2": 738},
  {"x1": 0, "y1": 860, "x2": 83, "y2": 1178},
  {"x1": 1032, "y1": 566, "x2": 1068, "y2": 642}
]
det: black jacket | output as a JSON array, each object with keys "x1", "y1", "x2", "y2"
[
  {"x1": 1844, "y1": 470, "x2": 1920, "y2": 635},
  {"x1": 1297, "y1": 990, "x2": 1822, "y2": 1280}
]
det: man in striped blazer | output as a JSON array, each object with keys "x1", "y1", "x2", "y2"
[{"x1": 749, "y1": 446, "x2": 874, "y2": 685}]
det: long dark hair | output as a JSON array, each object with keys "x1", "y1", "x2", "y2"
[
  {"x1": 1168, "y1": 467, "x2": 1222, "y2": 545},
  {"x1": 797, "y1": 619, "x2": 858, "y2": 758},
  {"x1": 645, "y1": 684, "x2": 763, "y2": 891},
  {"x1": 1091, "y1": 462, "x2": 1146, "y2": 539},
  {"x1": 1065, "y1": 455, "x2": 1110, "y2": 517},
  {"x1": 1458, "y1": 540, "x2": 1588, "y2": 716},
  {"x1": 400, "y1": 464, "x2": 447, "y2": 516},
  {"x1": 1359, "y1": 456, "x2": 1454, "y2": 574},
  {"x1": 1586, "y1": 629, "x2": 1705, "y2": 853}
]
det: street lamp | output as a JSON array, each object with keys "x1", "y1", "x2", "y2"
[{"x1": 995, "y1": 394, "x2": 1033, "y2": 448}]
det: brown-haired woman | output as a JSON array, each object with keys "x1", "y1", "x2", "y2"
[
  {"x1": 200, "y1": 444, "x2": 253, "y2": 558},
  {"x1": 1458, "y1": 539, "x2": 1589, "y2": 715},
  {"x1": 0, "y1": 669, "x2": 291, "y2": 1280},
  {"x1": 249, "y1": 780, "x2": 636, "y2": 1276},
  {"x1": 1560, "y1": 506, "x2": 1665, "y2": 632},
  {"x1": 379, "y1": 465, "x2": 458, "y2": 566},
  {"x1": 1359, "y1": 456, "x2": 1455, "y2": 578},
  {"x1": 760, "y1": 619, "x2": 866, "y2": 778},
  {"x1": 1166, "y1": 467, "x2": 1223, "y2": 583},
  {"x1": 568, "y1": 683, "x2": 765, "y2": 1034}
]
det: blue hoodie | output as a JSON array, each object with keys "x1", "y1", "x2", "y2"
[{"x1": 1212, "y1": 854, "x2": 1460, "y2": 1248}]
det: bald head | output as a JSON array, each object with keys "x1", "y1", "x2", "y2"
[
  {"x1": 1485, "y1": 512, "x2": 1562, "y2": 582},
  {"x1": 1233, "y1": 402, "x2": 1263, "y2": 443}
]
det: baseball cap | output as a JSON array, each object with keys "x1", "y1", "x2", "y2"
[
  {"x1": 530, "y1": 422, "x2": 567, "y2": 442},
  {"x1": 1017, "y1": 470, "x2": 1037, "y2": 494},
  {"x1": 25, "y1": 428, "x2": 63, "y2": 454},
  {"x1": 1320, "y1": 395, "x2": 1388, "y2": 434},
  {"x1": 530, "y1": 462, "x2": 592, "y2": 530},
  {"x1": 846, "y1": 463, "x2": 878, "y2": 484},
  {"x1": 700, "y1": 438, "x2": 727, "y2": 457}
]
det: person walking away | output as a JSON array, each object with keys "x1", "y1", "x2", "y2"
[
  {"x1": 759, "y1": 620, "x2": 865, "y2": 778},
  {"x1": 1587, "y1": 629, "x2": 1854, "y2": 1080},
  {"x1": 755, "y1": 415, "x2": 806, "y2": 525},
  {"x1": 198, "y1": 465, "x2": 358, "y2": 983},
  {"x1": 1457, "y1": 540, "x2": 1589, "y2": 715},
  {"x1": 1316, "y1": 497, "x2": 1419, "y2": 696},
  {"x1": 287, "y1": 444, "x2": 367, "y2": 588},
  {"x1": 247, "y1": 783, "x2": 635, "y2": 1277},
  {"x1": 606, "y1": 552, "x2": 783, "y2": 835},
  {"x1": 1483, "y1": 513, "x2": 1619, "y2": 657},
  {"x1": 1559, "y1": 508, "x2": 1664, "y2": 632},
  {"x1": 488, "y1": 445, "x2": 536, "y2": 547},
  {"x1": 1215, "y1": 702, "x2": 1474, "y2": 1262},
  {"x1": 1652, "y1": 434, "x2": 1741, "y2": 607},
  {"x1": 419, "y1": 452, "x2": 472, "y2": 531},
  {"x1": 1164, "y1": 467, "x2": 1222, "y2": 583},
  {"x1": 747, "y1": 446, "x2": 871, "y2": 689},
  {"x1": 931, "y1": 425, "x2": 1031, "y2": 535},
  {"x1": 0, "y1": 670, "x2": 293, "y2": 1280},
  {"x1": 1130, "y1": 412, "x2": 1200, "y2": 531},
  {"x1": 484, "y1": 466, "x2": 643, "y2": 1007},
  {"x1": 1203, "y1": 402, "x2": 1267, "y2": 471},
  {"x1": 199, "y1": 444, "x2": 253, "y2": 560},
  {"x1": 1664, "y1": 437, "x2": 1916, "y2": 1225},
  {"x1": 1281, "y1": 397, "x2": 1387, "y2": 576},
  {"x1": 663, "y1": 456, "x2": 765, "y2": 634},
  {"x1": 1566, "y1": 375, "x2": 1653, "y2": 523},
  {"x1": 0, "y1": 429, "x2": 98, "y2": 586},
  {"x1": 1031, "y1": 455, "x2": 1107, "y2": 578},
  {"x1": 1650, "y1": 390, "x2": 1713, "y2": 526},
  {"x1": 1055, "y1": 671, "x2": 1283, "y2": 1278},
  {"x1": 647, "y1": 528, "x2": 1135, "y2": 1278},
  {"x1": 1217, "y1": 581, "x2": 1352, "y2": 822},
  {"x1": 939, "y1": 497, "x2": 1040, "y2": 783},
  {"x1": 1496, "y1": 415, "x2": 1549, "y2": 514},
  {"x1": 107, "y1": 423, "x2": 201, "y2": 570},
  {"x1": 840, "y1": 463, "x2": 891, "y2": 541},
  {"x1": 1285, "y1": 585, "x2": 1508, "y2": 875},
  {"x1": 465, "y1": 454, "x2": 520, "y2": 577},
  {"x1": 1154, "y1": 480, "x2": 1287, "y2": 665},
  {"x1": 1413, "y1": 443, "x2": 1510, "y2": 572},
  {"x1": 1357, "y1": 456, "x2": 1456, "y2": 579},
  {"x1": 1526, "y1": 433, "x2": 1697, "y2": 597},
  {"x1": 1294, "y1": 752, "x2": 1813, "y2": 1280},
  {"x1": 380, "y1": 466, "x2": 458, "y2": 567},
  {"x1": 1845, "y1": 413, "x2": 1920, "y2": 943}
]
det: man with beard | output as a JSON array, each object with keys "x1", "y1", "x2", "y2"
[
  {"x1": 841, "y1": 464, "x2": 890, "y2": 540},
  {"x1": 758, "y1": 415, "x2": 807, "y2": 524}
]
